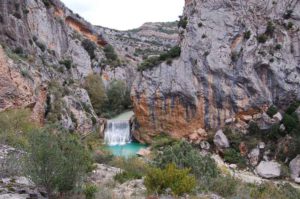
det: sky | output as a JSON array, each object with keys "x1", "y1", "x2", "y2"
[{"x1": 61, "y1": 0, "x2": 185, "y2": 30}]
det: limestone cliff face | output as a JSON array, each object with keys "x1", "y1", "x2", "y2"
[{"x1": 132, "y1": 0, "x2": 300, "y2": 140}]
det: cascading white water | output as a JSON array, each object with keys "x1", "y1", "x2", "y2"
[{"x1": 104, "y1": 120, "x2": 131, "y2": 146}]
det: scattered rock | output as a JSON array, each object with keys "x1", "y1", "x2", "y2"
[
  {"x1": 225, "y1": 118, "x2": 236, "y2": 125},
  {"x1": 289, "y1": 155, "x2": 300, "y2": 183},
  {"x1": 213, "y1": 130, "x2": 230, "y2": 150},
  {"x1": 200, "y1": 141, "x2": 210, "y2": 150},
  {"x1": 137, "y1": 148, "x2": 151, "y2": 157},
  {"x1": 241, "y1": 115, "x2": 252, "y2": 122},
  {"x1": 279, "y1": 124, "x2": 286, "y2": 132},
  {"x1": 256, "y1": 161, "x2": 281, "y2": 179},
  {"x1": 248, "y1": 148, "x2": 260, "y2": 166},
  {"x1": 273, "y1": 112, "x2": 283, "y2": 122},
  {"x1": 258, "y1": 142, "x2": 265, "y2": 149}
]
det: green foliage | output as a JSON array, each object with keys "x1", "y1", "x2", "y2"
[
  {"x1": 265, "y1": 21, "x2": 276, "y2": 36},
  {"x1": 267, "y1": 105, "x2": 278, "y2": 117},
  {"x1": 257, "y1": 34, "x2": 268, "y2": 43},
  {"x1": 102, "y1": 80, "x2": 131, "y2": 117},
  {"x1": 283, "y1": 114, "x2": 298, "y2": 133},
  {"x1": 178, "y1": 16, "x2": 188, "y2": 29},
  {"x1": 151, "y1": 134, "x2": 176, "y2": 149},
  {"x1": 13, "y1": 47, "x2": 24, "y2": 55},
  {"x1": 45, "y1": 81, "x2": 65, "y2": 124},
  {"x1": 82, "y1": 39, "x2": 96, "y2": 59},
  {"x1": 24, "y1": 127, "x2": 93, "y2": 198},
  {"x1": 244, "y1": 30, "x2": 251, "y2": 40},
  {"x1": 286, "y1": 101, "x2": 300, "y2": 115},
  {"x1": 104, "y1": 45, "x2": 118, "y2": 62},
  {"x1": 223, "y1": 148, "x2": 247, "y2": 168},
  {"x1": 84, "y1": 184, "x2": 98, "y2": 199},
  {"x1": 208, "y1": 176, "x2": 238, "y2": 198},
  {"x1": 144, "y1": 164, "x2": 196, "y2": 196},
  {"x1": 138, "y1": 46, "x2": 181, "y2": 71},
  {"x1": 0, "y1": 109, "x2": 36, "y2": 149},
  {"x1": 275, "y1": 44, "x2": 282, "y2": 50},
  {"x1": 283, "y1": 10, "x2": 293, "y2": 19},
  {"x1": 287, "y1": 22, "x2": 294, "y2": 30},
  {"x1": 59, "y1": 59, "x2": 72, "y2": 70},
  {"x1": 154, "y1": 141, "x2": 219, "y2": 182},
  {"x1": 111, "y1": 157, "x2": 148, "y2": 183},
  {"x1": 84, "y1": 74, "x2": 107, "y2": 116}
]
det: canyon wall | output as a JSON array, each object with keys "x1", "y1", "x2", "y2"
[{"x1": 132, "y1": 0, "x2": 300, "y2": 141}]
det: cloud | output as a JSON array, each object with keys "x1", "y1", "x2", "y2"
[{"x1": 61, "y1": 0, "x2": 184, "y2": 30}]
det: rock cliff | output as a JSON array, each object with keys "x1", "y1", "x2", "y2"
[{"x1": 132, "y1": 0, "x2": 300, "y2": 140}]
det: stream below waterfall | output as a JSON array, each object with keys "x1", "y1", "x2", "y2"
[{"x1": 104, "y1": 111, "x2": 147, "y2": 157}]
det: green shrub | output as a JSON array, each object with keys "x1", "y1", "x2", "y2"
[
  {"x1": 287, "y1": 22, "x2": 294, "y2": 30},
  {"x1": 138, "y1": 46, "x2": 181, "y2": 71},
  {"x1": 13, "y1": 47, "x2": 24, "y2": 55},
  {"x1": 244, "y1": 31, "x2": 251, "y2": 40},
  {"x1": 84, "y1": 184, "x2": 98, "y2": 199},
  {"x1": 0, "y1": 109, "x2": 36, "y2": 148},
  {"x1": 275, "y1": 44, "x2": 282, "y2": 50},
  {"x1": 283, "y1": 10, "x2": 293, "y2": 19},
  {"x1": 257, "y1": 34, "x2": 268, "y2": 43},
  {"x1": 154, "y1": 141, "x2": 219, "y2": 182},
  {"x1": 82, "y1": 39, "x2": 96, "y2": 59},
  {"x1": 223, "y1": 148, "x2": 247, "y2": 168},
  {"x1": 283, "y1": 114, "x2": 298, "y2": 133},
  {"x1": 42, "y1": 0, "x2": 51, "y2": 8},
  {"x1": 178, "y1": 16, "x2": 188, "y2": 29},
  {"x1": 59, "y1": 59, "x2": 72, "y2": 70},
  {"x1": 209, "y1": 176, "x2": 238, "y2": 197},
  {"x1": 110, "y1": 157, "x2": 148, "y2": 183},
  {"x1": 267, "y1": 105, "x2": 278, "y2": 117},
  {"x1": 104, "y1": 44, "x2": 118, "y2": 62},
  {"x1": 103, "y1": 80, "x2": 131, "y2": 117},
  {"x1": 24, "y1": 127, "x2": 93, "y2": 198},
  {"x1": 144, "y1": 164, "x2": 196, "y2": 196},
  {"x1": 286, "y1": 101, "x2": 300, "y2": 115},
  {"x1": 265, "y1": 21, "x2": 275, "y2": 36},
  {"x1": 84, "y1": 74, "x2": 107, "y2": 116}
]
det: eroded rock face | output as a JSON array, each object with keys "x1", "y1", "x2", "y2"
[{"x1": 132, "y1": 0, "x2": 300, "y2": 140}]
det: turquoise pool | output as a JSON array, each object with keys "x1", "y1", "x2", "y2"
[{"x1": 106, "y1": 142, "x2": 147, "y2": 158}]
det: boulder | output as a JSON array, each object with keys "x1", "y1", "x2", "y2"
[
  {"x1": 289, "y1": 155, "x2": 300, "y2": 182},
  {"x1": 136, "y1": 148, "x2": 151, "y2": 157},
  {"x1": 200, "y1": 141, "x2": 210, "y2": 150},
  {"x1": 256, "y1": 161, "x2": 281, "y2": 178},
  {"x1": 241, "y1": 115, "x2": 252, "y2": 122},
  {"x1": 273, "y1": 112, "x2": 283, "y2": 122},
  {"x1": 213, "y1": 130, "x2": 229, "y2": 149},
  {"x1": 248, "y1": 148, "x2": 260, "y2": 166},
  {"x1": 225, "y1": 118, "x2": 236, "y2": 125}
]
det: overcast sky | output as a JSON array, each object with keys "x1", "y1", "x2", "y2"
[{"x1": 61, "y1": 0, "x2": 184, "y2": 30}]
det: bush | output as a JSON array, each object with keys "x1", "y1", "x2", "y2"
[
  {"x1": 36, "y1": 41, "x2": 46, "y2": 52},
  {"x1": 103, "y1": 80, "x2": 131, "y2": 117},
  {"x1": 138, "y1": 46, "x2": 181, "y2": 71},
  {"x1": 223, "y1": 148, "x2": 247, "y2": 168},
  {"x1": 265, "y1": 21, "x2": 275, "y2": 36},
  {"x1": 82, "y1": 39, "x2": 96, "y2": 59},
  {"x1": 24, "y1": 126, "x2": 93, "y2": 198},
  {"x1": 275, "y1": 44, "x2": 282, "y2": 50},
  {"x1": 104, "y1": 44, "x2": 118, "y2": 62},
  {"x1": 84, "y1": 74, "x2": 107, "y2": 116},
  {"x1": 84, "y1": 184, "x2": 98, "y2": 199},
  {"x1": 111, "y1": 157, "x2": 148, "y2": 183},
  {"x1": 283, "y1": 114, "x2": 298, "y2": 133},
  {"x1": 244, "y1": 31, "x2": 251, "y2": 40},
  {"x1": 59, "y1": 59, "x2": 72, "y2": 70},
  {"x1": 286, "y1": 101, "x2": 300, "y2": 115},
  {"x1": 257, "y1": 34, "x2": 268, "y2": 43},
  {"x1": 144, "y1": 164, "x2": 196, "y2": 196},
  {"x1": 209, "y1": 176, "x2": 238, "y2": 197},
  {"x1": 178, "y1": 16, "x2": 188, "y2": 29},
  {"x1": 154, "y1": 141, "x2": 219, "y2": 182},
  {"x1": 0, "y1": 109, "x2": 36, "y2": 148},
  {"x1": 267, "y1": 105, "x2": 278, "y2": 117}
]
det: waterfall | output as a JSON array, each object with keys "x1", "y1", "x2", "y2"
[{"x1": 104, "y1": 120, "x2": 131, "y2": 146}]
